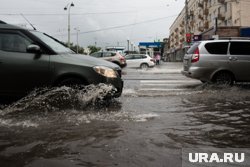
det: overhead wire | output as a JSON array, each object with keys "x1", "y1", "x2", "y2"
[{"x1": 54, "y1": 14, "x2": 178, "y2": 37}]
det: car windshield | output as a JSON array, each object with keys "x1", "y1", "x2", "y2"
[{"x1": 30, "y1": 31, "x2": 74, "y2": 54}]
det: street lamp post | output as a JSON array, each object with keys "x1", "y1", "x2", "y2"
[{"x1": 64, "y1": 2, "x2": 74, "y2": 47}]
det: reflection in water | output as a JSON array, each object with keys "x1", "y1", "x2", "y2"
[{"x1": 166, "y1": 85, "x2": 250, "y2": 148}]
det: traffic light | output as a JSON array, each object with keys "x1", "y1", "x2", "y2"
[{"x1": 186, "y1": 33, "x2": 192, "y2": 43}]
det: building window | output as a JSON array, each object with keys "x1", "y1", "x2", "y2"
[
  {"x1": 208, "y1": 0, "x2": 211, "y2": 7},
  {"x1": 224, "y1": 3, "x2": 227, "y2": 12},
  {"x1": 224, "y1": 20, "x2": 228, "y2": 26}
]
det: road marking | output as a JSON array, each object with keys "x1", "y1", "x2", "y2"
[
  {"x1": 140, "y1": 80, "x2": 197, "y2": 83},
  {"x1": 138, "y1": 79, "x2": 196, "y2": 92},
  {"x1": 139, "y1": 88, "x2": 186, "y2": 91},
  {"x1": 141, "y1": 84, "x2": 180, "y2": 86}
]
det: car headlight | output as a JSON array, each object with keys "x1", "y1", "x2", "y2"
[{"x1": 93, "y1": 66, "x2": 117, "y2": 78}]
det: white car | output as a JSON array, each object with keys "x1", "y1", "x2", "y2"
[{"x1": 125, "y1": 54, "x2": 155, "y2": 69}]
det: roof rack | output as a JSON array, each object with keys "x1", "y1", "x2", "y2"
[
  {"x1": 219, "y1": 37, "x2": 250, "y2": 40},
  {"x1": 0, "y1": 20, "x2": 6, "y2": 24}
]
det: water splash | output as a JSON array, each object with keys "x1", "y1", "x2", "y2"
[
  {"x1": 66, "y1": 110, "x2": 159, "y2": 125},
  {"x1": 0, "y1": 118, "x2": 38, "y2": 128},
  {"x1": 1, "y1": 83, "x2": 115, "y2": 115}
]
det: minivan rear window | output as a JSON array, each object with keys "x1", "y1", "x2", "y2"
[
  {"x1": 187, "y1": 42, "x2": 200, "y2": 54},
  {"x1": 205, "y1": 42, "x2": 228, "y2": 54}
]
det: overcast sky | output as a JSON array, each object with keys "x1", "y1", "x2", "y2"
[{"x1": 0, "y1": 0, "x2": 185, "y2": 48}]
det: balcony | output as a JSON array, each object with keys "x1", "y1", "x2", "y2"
[
  {"x1": 198, "y1": 27, "x2": 204, "y2": 32},
  {"x1": 198, "y1": 3, "x2": 203, "y2": 8},
  {"x1": 180, "y1": 29, "x2": 185, "y2": 35},
  {"x1": 218, "y1": 13, "x2": 225, "y2": 20},
  {"x1": 204, "y1": 21, "x2": 209, "y2": 29},
  {"x1": 189, "y1": 21, "x2": 195, "y2": 26},
  {"x1": 189, "y1": 10, "x2": 194, "y2": 16},
  {"x1": 218, "y1": 0, "x2": 225, "y2": 4},
  {"x1": 203, "y1": 8, "x2": 209, "y2": 15},
  {"x1": 198, "y1": 14, "x2": 204, "y2": 20}
]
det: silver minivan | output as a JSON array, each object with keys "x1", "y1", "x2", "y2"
[{"x1": 181, "y1": 39, "x2": 250, "y2": 84}]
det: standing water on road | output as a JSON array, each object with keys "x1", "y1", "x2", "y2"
[{"x1": 1, "y1": 71, "x2": 250, "y2": 166}]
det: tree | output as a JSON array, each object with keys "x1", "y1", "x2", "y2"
[
  {"x1": 70, "y1": 43, "x2": 85, "y2": 54},
  {"x1": 62, "y1": 42, "x2": 87, "y2": 54},
  {"x1": 88, "y1": 45, "x2": 102, "y2": 54}
]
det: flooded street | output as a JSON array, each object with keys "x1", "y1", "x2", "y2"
[{"x1": 0, "y1": 63, "x2": 250, "y2": 167}]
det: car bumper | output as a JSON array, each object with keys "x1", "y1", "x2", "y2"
[
  {"x1": 105, "y1": 77, "x2": 123, "y2": 97},
  {"x1": 181, "y1": 67, "x2": 213, "y2": 81},
  {"x1": 149, "y1": 62, "x2": 155, "y2": 67}
]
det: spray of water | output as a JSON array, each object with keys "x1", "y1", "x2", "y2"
[{"x1": 1, "y1": 83, "x2": 115, "y2": 115}]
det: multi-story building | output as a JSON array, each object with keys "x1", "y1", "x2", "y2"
[{"x1": 168, "y1": 0, "x2": 250, "y2": 61}]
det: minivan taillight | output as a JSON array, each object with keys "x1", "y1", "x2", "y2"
[
  {"x1": 191, "y1": 48, "x2": 200, "y2": 63},
  {"x1": 120, "y1": 56, "x2": 125, "y2": 61}
]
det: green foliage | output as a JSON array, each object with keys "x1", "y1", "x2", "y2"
[
  {"x1": 64, "y1": 42, "x2": 87, "y2": 54},
  {"x1": 70, "y1": 43, "x2": 85, "y2": 54},
  {"x1": 88, "y1": 45, "x2": 102, "y2": 54}
]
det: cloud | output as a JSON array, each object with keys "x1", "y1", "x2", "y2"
[{"x1": 0, "y1": 0, "x2": 185, "y2": 48}]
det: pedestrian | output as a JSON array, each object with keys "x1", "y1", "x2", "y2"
[{"x1": 155, "y1": 53, "x2": 161, "y2": 65}]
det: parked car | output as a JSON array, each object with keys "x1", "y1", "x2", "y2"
[
  {"x1": 0, "y1": 21, "x2": 123, "y2": 97},
  {"x1": 181, "y1": 39, "x2": 250, "y2": 85},
  {"x1": 125, "y1": 54, "x2": 155, "y2": 69},
  {"x1": 90, "y1": 51, "x2": 127, "y2": 68}
]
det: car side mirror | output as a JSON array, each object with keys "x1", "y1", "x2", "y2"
[{"x1": 27, "y1": 44, "x2": 41, "y2": 54}]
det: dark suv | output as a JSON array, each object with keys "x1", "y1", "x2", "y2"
[{"x1": 0, "y1": 21, "x2": 123, "y2": 97}]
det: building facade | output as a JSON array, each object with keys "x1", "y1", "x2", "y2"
[{"x1": 168, "y1": 0, "x2": 250, "y2": 61}]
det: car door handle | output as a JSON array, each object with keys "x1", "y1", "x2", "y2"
[{"x1": 229, "y1": 57, "x2": 238, "y2": 61}]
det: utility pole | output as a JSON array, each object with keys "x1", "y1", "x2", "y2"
[{"x1": 64, "y1": 2, "x2": 74, "y2": 47}]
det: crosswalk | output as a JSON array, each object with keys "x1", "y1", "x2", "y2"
[
  {"x1": 122, "y1": 63, "x2": 202, "y2": 96},
  {"x1": 138, "y1": 79, "x2": 200, "y2": 92}
]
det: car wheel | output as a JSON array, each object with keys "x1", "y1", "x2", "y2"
[
  {"x1": 58, "y1": 77, "x2": 86, "y2": 88},
  {"x1": 213, "y1": 72, "x2": 234, "y2": 85},
  {"x1": 140, "y1": 63, "x2": 149, "y2": 70}
]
